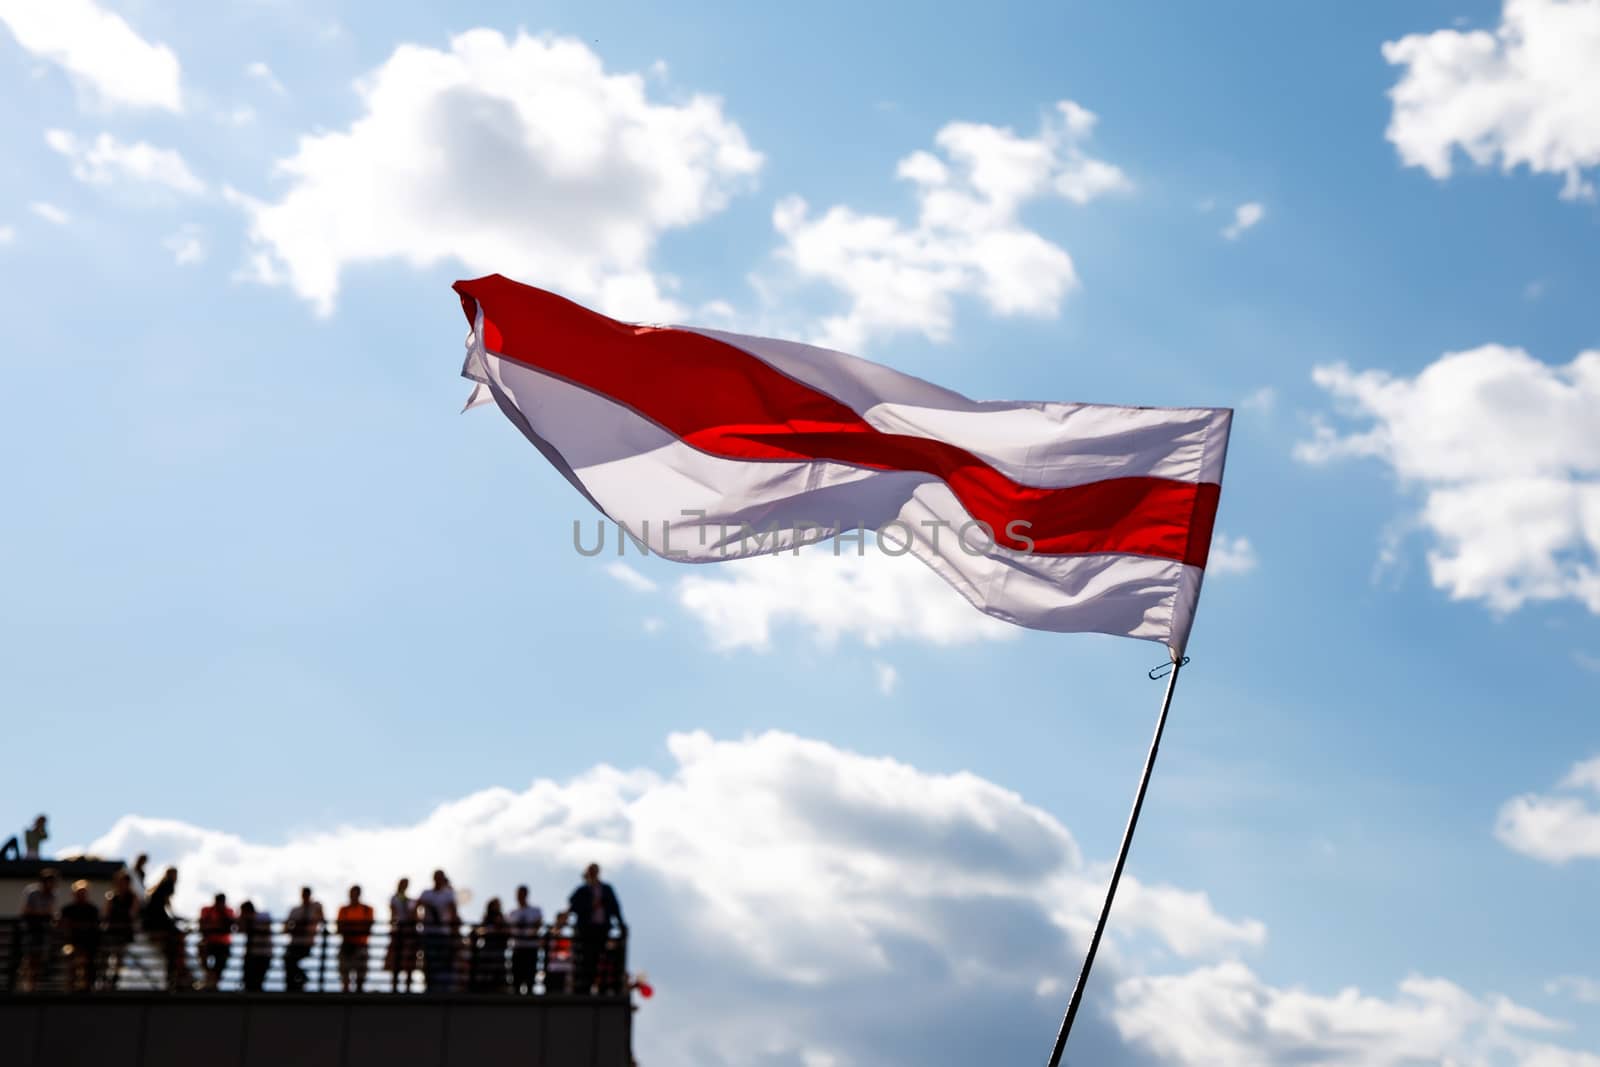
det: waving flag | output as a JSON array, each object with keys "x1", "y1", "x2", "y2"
[{"x1": 456, "y1": 274, "x2": 1231, "y2": 653}]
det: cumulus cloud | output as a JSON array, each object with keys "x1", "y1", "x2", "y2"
[
  {"x1": 1297, "y1": 345, "x2": 1600, "y2": 614},
  {"x1": 675, "y1": 548, "x2": 1015, "y2": 651},
  {"x1": 1113, "y1": 962, "x2": 1590, "y2": 1067},
  {"x1": 1383, "y1": 0, "x2": 1600, "y2": 200},
  {"x1": 1207, "y1": 534, "x2": 1258, "y2": 576},
  {"x1": 1496, "y1": 755, "x2": 1600, "y2": 863},
  {"x1": 0, "y1": 0, "x2": 181, "y2": 111},
  {"x1": 82, "y1": 729, "x2": 1600, "y2": 1067},
  {"x1": 229, "y1": 30, "x2": 761, "y2": 318},
  {"x1": 1221, "y1": 201, "x2": 1265, "y2": 240},
  {"x1": 45, "y1": 130, "x2": 206, "y2": 195},
  {"x1": 773, "y1": 100, "x2": 1130, "y2": 350}
]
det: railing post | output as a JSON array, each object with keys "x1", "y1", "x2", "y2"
[{"x1": 316, "y1": 924, "x2": 329, "y2": 993}]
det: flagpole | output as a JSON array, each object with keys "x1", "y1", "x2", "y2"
[{"x1": 1046, "y1": 654, "x2": 1186, "y2": 1067}]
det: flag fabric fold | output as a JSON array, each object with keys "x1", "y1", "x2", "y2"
[{"x1": 455, "y1": 274, "x2": 1232, "y2": 653}]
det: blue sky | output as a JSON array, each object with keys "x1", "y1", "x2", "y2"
[{"x1": 3, "y1": 1, "x2": 1600, "y2": 1063}]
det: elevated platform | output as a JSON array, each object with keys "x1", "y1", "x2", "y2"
[{"x1": 2, "y1": 991, "x2": 632, "y2": 1067}]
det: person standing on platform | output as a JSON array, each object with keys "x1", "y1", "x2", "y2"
[
  {"x1": 283, "y1": 886, "x2": 325, "y2": 992},
  {"x1": 198, "y1": 893, "x2": 236, "y2": 990},
  {"x1": 337, "y1": 885, "x2": 375, "y2": 992},
  {"x1": 17, "y1": 867, "x2": 59, "y2": 992},
  {"x1": 142, "y1": 868, "x2": 191, "y2": 991},
  {"x1": 238, "y1": 901, "x2": 274, "y2": 992},
  {"x1": 506, "y1": 885, "x2": 543, "y2": 995},
  {"x1": 385, "y1": 877, "x2": 418, "y2": 993},
  {"x1": 101, "y1": 870, "x2": 139, "y2": 990},
  {"x1": 566, "y1": 864, "x2": 624, "y2": 995},
  {"x1": 61, "y1": 880, "x2": 101, "y2": 992},
  {"x1": 417, "y1": 870, "x2": 459, "y2": 993}
]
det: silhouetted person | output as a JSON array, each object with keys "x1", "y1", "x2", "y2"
[
  {"x1": 101, "y1": 869, "x2": 140, "y2": 989},
  {"x1": 417, "y1": 870, "x2": 459, "y2": 993},
  {"x1": 60, "y1": 881, "x2": 101, "y2": 992},
  {"x1": 198, "y1": 893, "x2": 235, "y2": 989},
  {"x1": 567, "y1": 864, "x2": 625, "y2": 995},
  {"x1": 237, "y1": 901, "x2": 274, "y2": 992},
  {"x1": 283, "y1": 886, "x2": 324, "y2": 992},
  {"x1": 17, "y1": 868, "x2": 59, "y2": 991},
  {"x1": 385, "y1": 877, "x2": 417, "y2": 992},
  {"x1": 337, "y1": 885, "x2": 374, "y2": 992},
  {"x1": 141, "y1": 867, "x2": 190, "y2": 990},
  {"x1": 1, "y1": 814, "x2": 48, "y2": 861},
  {"x1": 507, "y1": 885, "x2": 543, "y2": 995},
  {"x1": 471, "y1": 898, "x2": 509, "y2": 992}
]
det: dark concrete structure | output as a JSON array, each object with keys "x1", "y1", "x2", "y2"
[{"x1": 1, "y1": 992, "x2": 633, "y2": 1066}]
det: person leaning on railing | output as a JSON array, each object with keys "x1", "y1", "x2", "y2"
[
  {"x1": 237, "y1": 901, "x2": 274, "y2": 992},
  {"x1": 141, "y1": 867, "x2": 192, "y2": 991},
  {"x1": 198, "y1": 893, "x2": 236, "y2": 990},
  {"x1": 283, "y1": 887, "x2": 325, "y2": 993}
]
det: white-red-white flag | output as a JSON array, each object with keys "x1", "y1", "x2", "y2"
[{"x1": 456, "y1": 275, "x2": 1232, "y2": 653}]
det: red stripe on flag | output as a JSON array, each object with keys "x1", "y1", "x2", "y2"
[{"x1": 456, "y1": 276, "x2": 1221, "y2": 568}]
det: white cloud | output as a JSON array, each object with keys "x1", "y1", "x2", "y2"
[
  {"x1": 1383, "y1": 0, "x2": 1600, "y2": 200},
  {"x1": 1496, "y1": 756, "x2": 1600, "y2": 863},
  {"x1": 607, "y1": 561, "x2": 660, "y2": 593},
  {"x1": 1207, "y1": 534, "x2": 1258, "y2": 576},
  {"x1": 872, "y1": 661, "x2": 898, "y2": 695},
  {"x1": 675, "y1": 548, "x2": 1015, "y2": 652},
  {"x1": 0, "y1": 224, "x2": 13, "y2": 245},
  {"x1": 80, "y1": 729, "x2": 1600, "y2": 1067},
  {"x1": 1221, "y1": 201, "x2": 1265, "y2": 240},
  {"x1": 773, "y1": 100, "x2": 1130, "y2": 350},
  {"x1": 229, "y1": 29, "x2": 761, "y2": 318},
  {"x1": 30, "y1": 201, "x2": 70, "y2": 225},
  {"x1": 1574, "y1": 651, "x2": 1600, "y2": 673},
  {"x1": 164, "y1": 224, "x2": 205, "y2": 265},
  {"x1": 46, "y1": 130, "x2": 206, "y2": 195},
  {"x1": 0, "y1": 0, "x2": 181, "y2": 111},
  {"x1": 1547, "y1": 975, "x2": 1600, "y2": 1004},
  {"x1": 1297, "y1": 346, "x2": 1600, "y2": 614},
  {"x1": 246, "y1": 60, "x2": 286, "y2": 96},
  {"x1": 1113, "y1": 962, "x2": 1591, "y2": 1067}
]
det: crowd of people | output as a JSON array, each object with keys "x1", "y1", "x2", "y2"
[{"x1": 12, "y1": 847, "x2": 629, "y2": 999}]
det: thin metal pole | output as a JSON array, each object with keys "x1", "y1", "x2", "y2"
[{"x1": 1046, "y1": 656, "x2": 1185, "y2": 1067}]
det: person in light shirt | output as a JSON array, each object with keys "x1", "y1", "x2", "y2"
[
  {"x1": 506, "y1": 885, "x2": 543, "y2": 995},
  {"x1": 417, "y1": 870, "x2": 459, "y2": 993}
]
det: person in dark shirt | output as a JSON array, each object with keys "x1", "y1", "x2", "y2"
[
  {"x1": 566, "y1": 864, "x2": 625, "y2": 996},
  {"x1": 60, "y1": 881, "x2": 101, "y2": 992},
  {"x1": 237, "y1": 901, "x2": 275, "y2": 992},
  {"x1": 470, "y1": 898, "x2": 509, "y2": 993},
  {"x1": 142, "y1": 867, "x2": 192, "y2": 991},
  {"x1": 101, "y1": 870, "x2": 139, "y2": 990}
]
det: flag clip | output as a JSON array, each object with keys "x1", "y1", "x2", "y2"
[{"x1": 1148, "y1": 656, "x2": 1190, "y2": 680}]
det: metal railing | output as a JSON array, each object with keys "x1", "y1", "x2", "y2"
[{"x1": 0, "y1": 917, "x2": 627, "y2": 998}]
